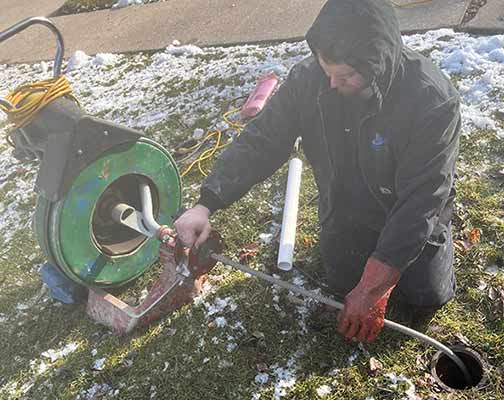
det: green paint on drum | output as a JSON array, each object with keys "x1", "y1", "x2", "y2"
[
  {"x1": 34, "y1": 195, "x2": 59, "y2": 268},
  {"x1": 44, "y1": 138, "x2": 181, "y2": 287}
]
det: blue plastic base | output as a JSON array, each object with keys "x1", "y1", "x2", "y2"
[{"x1": 40, "y1": 263, "x2": 87, "y2": 304}]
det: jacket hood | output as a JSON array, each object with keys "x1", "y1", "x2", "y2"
[{"x1": 306, "y1": 0, "x2": 403, "y2": 105}]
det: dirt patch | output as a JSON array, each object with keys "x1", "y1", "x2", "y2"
[
  {"x1": 52, "y1": 0, "x2": 115, "y2": 16},
  {"x1": 462, "y1": 0, "x2": 488, "y2": 24},
  {"x1": 52, "y1": 0, "x2": 159, "y2": 16}
]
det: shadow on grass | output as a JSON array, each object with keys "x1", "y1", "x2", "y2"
[{"x1": 2, "y1": 255, "x2": 504, "y2": 400}]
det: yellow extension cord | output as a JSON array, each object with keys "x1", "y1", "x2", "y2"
[
  {"x1": 179, "y1": 108, "x2": 245, "y2": 178},
  {"x1": 174, "y1": 0, "x2": 435, "y2": 179},
  {"x1": 0, "y1": 74, "x2": 242, "y2": 180},
  {"x1": 0, "y1": 76, "x2": 77, "y2": 146},
  {"x1": 0, "y1": 0, "x2": 432, "y2": 173},
  {"x1": 179, "y1": 0, "x2": 436, "y2": 178}
]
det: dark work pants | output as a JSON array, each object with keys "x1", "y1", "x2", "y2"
[{"x1": 320, "y1": 217, "x2": 456, "y2": 308}]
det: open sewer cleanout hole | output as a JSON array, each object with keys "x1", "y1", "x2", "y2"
[{"x1": 430, "y1": 346, "x2": 487, "y2": 391}]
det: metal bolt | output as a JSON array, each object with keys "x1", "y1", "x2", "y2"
[
  {"x1": 161, "y1": 234, "x2": 170, "y2": 243},
  {"x1": 104, "y1": 130, "x2": 109, "y2": 136},
  {"x1": 77, "y1": 149, "x2": 83, "y2": 156}
]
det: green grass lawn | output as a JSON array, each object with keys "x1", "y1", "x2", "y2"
[
  {"x1": 0, "y1": 127, "x2": 502, "y2": 399},
  {"x1": 0, "y1": 38, "x2": 503, "y2": 399}
]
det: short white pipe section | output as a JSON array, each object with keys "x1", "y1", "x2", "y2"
[{"x1": 277, "y1": 157, "x2": 303, "y2": 271}]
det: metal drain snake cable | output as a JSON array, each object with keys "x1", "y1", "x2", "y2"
[
  {"x1": 210, "y1": 253, "x2": 474, "y2": 386},
  {"x1": 1, "y1": 71, "x2": 471, "y2": 385}
]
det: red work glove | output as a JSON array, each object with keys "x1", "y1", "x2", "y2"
[{"x1": 337, "y1": 257, "x2": 401, "y2": 342}]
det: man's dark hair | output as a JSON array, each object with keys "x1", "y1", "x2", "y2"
[
  {"x1": 307, "y1": 35, "x2": 347, "y2": 65},
  {"x1": 306, "y1": 0, "x2": 360, "y2": 65},
  {"x1": 305, "y1": 0, "x2": 403, "y2": 92}
]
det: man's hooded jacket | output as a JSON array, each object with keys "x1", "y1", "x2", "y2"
[{"x1": 198, "y1": 0, "x2": 461, "y2": 272}]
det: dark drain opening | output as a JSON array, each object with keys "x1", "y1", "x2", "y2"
[{"x1": 431, "y1": 346, "x2": 486, "y2": 391}]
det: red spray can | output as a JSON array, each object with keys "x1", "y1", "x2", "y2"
[{"x1": 240, "y1": 72, "x2": 279, "y2": 119}]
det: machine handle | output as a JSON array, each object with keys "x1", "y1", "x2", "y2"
[{"x1": 0, "y1": 16, "x2": 64, "y2": 77}]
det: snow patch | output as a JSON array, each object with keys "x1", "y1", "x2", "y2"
[
  {"x1": 16, "y1": 303, "x2": 29, "y2": 311},
  {"x1": 272, "y1": 366, "x2": 297, "y2": 398},
  {"x1": 165, "y1": 43, "x2": 204, "y2": 56},
  {"x1": 485, "y1": 264, "x2": 499, "y2": 276},
  {"x1": 315, "y1": 385, "x2": 332, "y2": 397},
  {"x1": 259, "y1": 233, "x2": 274, "y2": 244},
  {"x1": 259, "y1": 223, "x2": 281, "y2": 244},
  {"x1": 66, "y1": 50, "x2": 90, "y2": 71},
  {"x1": 385, "y1": 373, "x2": 419, "y2": 400},
  {"x1": 29, "y1": 359, "x2": 48, "y2": 375},
  {"x1": 112, "y1": 0, "x2": 144, "y2": 9},
  {"x1": 489, "y1": 48, "x2": 504, "y2": 63},
  {"x1": 347, "y1": 350, "x2": 359, "y2": 366},
  {"x1": 92, "y1": 357, "x2": 106, "y2": 371},
  {"x1": 218, "y1": 359, "x2": 233, "y2": 368},
  {"x1": 92, "y1": 53, "x2": 119, "y2": 66},
  {"x1": 204, "y1": 296, "x2": 237, "y2": 317},
  {"x1": 255, "y1": 373, "x2": 269, "y2": 384},
  {"x1": 41, "y1": 342, "x2": 78, "y2": 362},
  {"x1": 77, "y1": 383, "x2": 112, "y2": 399},
  {"x1": 193, "y1": 280, "x2": 214, "y2": 306},
  {"x1": 232, "y1": 320, "x2": 246, "y2": 332},
  {"x1": 476, "y1": 36, "x2": 504, "y2": 54},
  {"x1": 268, "y1": 349, "x2": 304, "y2": 399},
  {"x1": 214, "y1": 316, "x2": 228, "y2": 328},
  {"x1": 192, "y1": 128, "x2": 205, "y2": 139}
]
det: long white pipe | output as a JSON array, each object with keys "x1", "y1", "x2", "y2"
[{"x1": 277, "y1": 158, "x2": 303, "y2": 271}]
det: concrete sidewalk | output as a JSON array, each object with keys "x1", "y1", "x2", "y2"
[
  {"x1": 0, "y1": 0, "x2": 66, "y2": 28},
  {"x1": 0, "y1": 0, "x2": 502, "y2": 65}
]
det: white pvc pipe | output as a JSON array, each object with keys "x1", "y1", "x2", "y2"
[{"x1": 277, "y1": 157, "x2": 303, "y2": 271}]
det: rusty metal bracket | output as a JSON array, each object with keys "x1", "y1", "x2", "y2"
[
  {"x1": 86, "y1": 235, "x2": 210, "y2": 334},
  {"x1": 85, "y1": 183, "x2": 222, "y2": 334}
]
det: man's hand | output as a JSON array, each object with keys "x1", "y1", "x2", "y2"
[
  {"x1": 337, "y1": 257, "x2": 400, "y2": 342},
  {"x1": 174, "y1": 205, "x2": 212, "y2": 248}
]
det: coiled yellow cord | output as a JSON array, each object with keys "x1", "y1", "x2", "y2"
[
  {"x1": 180, "y1": 108, "x2": 245, "y2": 178},
  {"x1": 0, "y1": 76, "x2": 77, "y2": 138},
  {"x1": 0, "y1": 75, "x2": 241, "y2": 180}
]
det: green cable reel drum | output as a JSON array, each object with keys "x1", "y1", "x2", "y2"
[
  {"x1": 34, "y1": 137, "x2": 181, "y2": 288},
  {"x1": 1, "y1": 17, "x2": 182, "y2": 289}
]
